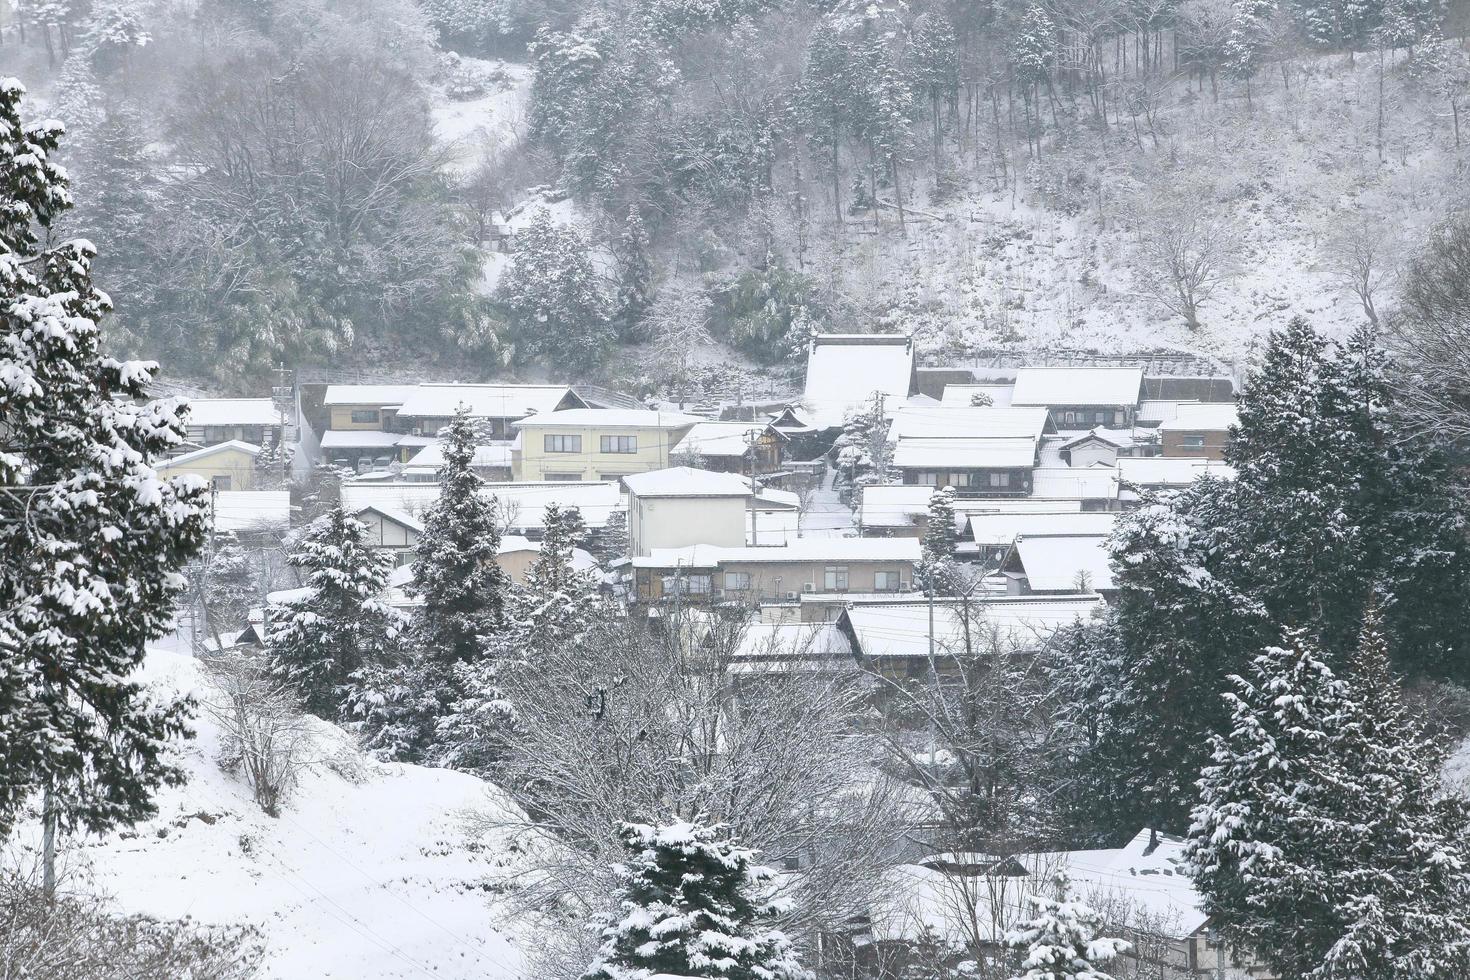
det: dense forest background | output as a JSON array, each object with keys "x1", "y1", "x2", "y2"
[{"x1": 0, "y1": 0, "x2": 1467, "y2": 392}]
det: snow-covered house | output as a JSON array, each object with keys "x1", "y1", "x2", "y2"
[
  {"x1": 320, "y1": 384, "x2": 417, "y2": 438},
  {"x1": 1158, "y1": 403, "x2": 1239, "y2": 460},
  {"x1": 1011, "y1": 367, "x2": 1146, "y2": 429},
  {"x1": 1029, "y1": 466, "x2": 1122, "y2": 511},
  {"x1": 998, "y1": 533, "x2": 1115, "y2": 595},
  {"x1": 180, "y1": 397, "x2": 283, "y2": 451},
  {"x1": 623, "y1": 467, "x2": 755, "y2": 557},
  {"x1": 511, "y1": 409, "x2": 704, "y2": 482},
  {"x1": 939, "y1": 383, "x2": 1015, "y2": 408},
  {"x1": 155, "y1": 440, "x2": 261, "y2": 492},
  {"x1": 967, "y1": 511, "x2": 1117, "y2": 564},
  {"x1": 630, "y1": 538, "x2": 921, "y2": 605},
  {"x1": 672, "y1": 420, "x2": 787, "y2": 474},
  {"x1": 495, "y1": 534, "x2": 598, "y2": 585},
  {"x1": 209, "y1": 490, "x2": 291, "y2": 539},
  {"x1": 400, "y1": 440, "x2": 513, "y2": 482},
  {"x1": 340, "y1": 479, "x2": 625, "y2": 535},
  {"x1": 394, "y1": 383, "x2": 587, "y2": 438},
  {"x1": 801, "y1": 333, "x2": 917, "y2": 431},
  {"x1": 1056, "y1": 427, "x2": 1134, "y2": 467},
  {"x1": 1116, "y1": 457, "x2": 1236, "y2": 500},
  {"x1": 894, "y1": 437, "x2": 1041, "y2": 497},
  {"x1": 352, "y1": 505, "x2": 424, "y2": 565}
]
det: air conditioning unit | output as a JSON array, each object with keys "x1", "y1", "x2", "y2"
[
  {"x1": 898, "y1": 581, "x2": 909, "y2": 591},
  {"x1": 784, "y1": 591, "x2": 799, "y2": 601},
  {"x1": 802, "y1": 583, "x2": 815, "y2": 593}
]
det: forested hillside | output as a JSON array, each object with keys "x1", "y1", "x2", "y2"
[{"x1": 1, "y1": 0, "x2": 1467, "y2": 390}]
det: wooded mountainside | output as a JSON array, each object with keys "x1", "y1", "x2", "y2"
[{"x1": 1, "y1": 0, "x2": 1468, "y2": 391}]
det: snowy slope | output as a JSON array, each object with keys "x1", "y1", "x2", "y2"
[{"x1": 9, "y1": 651, "x2": 527, "y2": 980}]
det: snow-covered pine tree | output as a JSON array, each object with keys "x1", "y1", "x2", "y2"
[
  {"x1": 1187, "y1": 622, "x2": 1470, "y2": 979},
  {"x1": 266, "y1": 507, "x2": 403, "y2": 718},
  {"x1": 591, "y1": 507, "x2": 629, "y2": 565},
  {"x1": 614, "y1": 203, "x2": 653, "y2": 341},
  {"x1": 0, "y1": 77, "x2": 210, "y2": 837},
  {"x1": 1005, "y1": 871, "x2": 1129, "y2": 980},
  {"x1": 581, "y1": 821, "x2": 810, "y2": 980},
  {"x1": 496, "y1": 209, "x2": 612, "y2": 372},
  {"x1": 412, "y1": 406, "x2": 510, "y2": 666},
  {"x1": 801, "y1": 18, "x2": 856, "y2": 221},
  {"x1": 923, "y1": 485, "x2": 959, "y2": 561},
  {"x1": 201, "y1": 531, "x2": 257, "y2": 638},
  {"x1": 907, "y1": 11, "x2": 959, "y2": 168}
]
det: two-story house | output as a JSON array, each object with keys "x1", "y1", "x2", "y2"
[
  {"x1": 180, "y1": 398, "x2": 283, "y2": 451},
  {"x1": 1011, "y1": 367, "x2": 1146, "y2": 429},
  {"x1": 623, "y1": 467, "x2": 753, "y2": 557},
  {"x1": 394, "y1": 383, "x2": 587, "y2": 439},
  {"x1": 1158, "y1": 403, "x2": 1238, "y2": 459},
  {"x1": 889, "y1": 406, "x2": 1053, "y2": 496},
  {"x1": 630, "y1": 538, "x2": 921, "y2": 605},
  {"x1": 511, "y1": 409, "x2": 703, "y2": 482},
  {"x1": 672, "y1": 421, "x2": 786, "y2": 474}
]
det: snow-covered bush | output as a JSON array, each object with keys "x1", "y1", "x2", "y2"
[
  {"x1": 1005, "y1": 872, "x2": 1129, "y2": 980},
  {"x1": 203, "y1": 649, "x2": 318, "y2": 817}
]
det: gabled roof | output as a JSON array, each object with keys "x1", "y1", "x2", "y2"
[
  {"x1": 623, "y1": 467, "x2": 753, "y2": 498},
  {"x1": 802, "y1": 333, "x2": 915, "y2": 429},
  {"x1": 858, "y1": 487, "x2": 1085, "y2": 529},
  {"x1": 403, "y1": 441, "x2": 512, "y2": 472},
  {"x1": 889, "y1": 406, "x2": 1053, "y2": 441},
  {"x1": 322, "y1": 384, "x2": 417, "y2": 407},
  {"x1": 157, "y1": 439, "x2": 260, "y2": 469},
  {"x1": 210, "y1": 490, "x2": 291, "y2": 533},
  {"x1": 184, "y1": 397, "x2": 280, "y2": 428},
  {"x1": 396, "y1": 383, "x2": 584, "y2": 419},
  {"x1": 968, "y1": 511, "x2": 1117, "y2": 548},
  {"x1": 1011, "y1": 367, "x2": 1145, "y2": 407},
  {"x1": 632, "y1": 538, "x2": 922, "y2": 569},
  {"x1": 940, "y1": 383, "x2": 1015, "y2": 408},
  {"x1": 353, "y1": 504, "x2": 425, "y2": 535},
  {"x1": 1157, "y1": 402, "x2": 1239, "y2": 432},
  {"x1": 1003, "y1": 534, "x2": 1114, "y2": 591},
  {"x1": 841, "y1": 595, "x2": 1103, "y2": 659},
  {"x1": 1058, "y1": 426, "x2": 1132, "y2": 450},
  {"x1": 511, "y1": 408, "x2": 704, "y2": 430},
  {"x1": 1029, "y1": 466, "x2": 1120, "y2": 500},
  {"x1": 1117, "y1": 457, "x2": 1236, "y2": 487},
  {"x1": 675, "y1": 421, "x2": 785, "y2": 458},
  {"x1": 893, "y1": 437, "x2": 1038, "y2": 470},
  {"x1": 341, "y1": 480, "x2": 623, "y2": 529},
  {"x1": 498, "y1": 534, "x2": 598, "y2": 572}
]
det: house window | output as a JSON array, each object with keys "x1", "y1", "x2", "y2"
[
  {"x1": 874, "y1": 570, "x2": 900, "y2": 592},
  {"x1": 684, "y1": 574, "x2": 713, "y2": 594},
  {"x1": 211, "y1": 475, "x2": 232, "y2": 491},
  {"x1": 1114, "y1": 410, "x2": 1126, "y2": 426},
  {"x1": 1062, "y1": 411, "x2": 1077, "y2": 426},
  {"x1": 823, "y1": 566, "x2": 849, "y2": 591},
  {"x1": 203, "y1": 426, "x2": 231, "y2": 443},
  {"x1": 545, "y1": 472, "x2": 583, "y2": 482},
  {"x1": 600, "y1": 435, "x2": 637, "y2": 454},
  {"x1": 989, "y1": 472, "x2": 1011, "y2": 487},
  {"x1": 350, "y1": 409, "x2": 379, "y2": 424},
  {"x1": 1094, "y1": 411, "x2": 1107, "y2": 425},
  {"x1": 545, "y1": 434, "x2": 582, "y2": 453},
  {"x1": 1183, "y1": 434, "x2": 1206, "y2": 448},
  {"x1": 725, "y1": 571, "x2": 751, "y2": 591},
  {"x1": 919, "y1": 471, "x2": 939, "y2": 486}
]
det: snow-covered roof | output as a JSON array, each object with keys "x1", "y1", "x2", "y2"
[
  {"x1": 498, "y1": 534, "x2": 598, "y2": 572},
  {"x1": 968, "y1": 511, "x2": 1117, "y2": 548},
  {"x1": 893, "y1": 437, "x2": 1038, "y2": 470},
  {"x1": 1029, "y1": 466, "x2": 1120, "y2": 500},
  {"x1": 403, "y1": 441, "x2": 512, "y2": 472},
  {"x1": 675, "y1": 421, "x2": 783, "y2": 458},
  {"x1": 1011, "y1": 367, "x2": 1144, "y2": 407},
  {"x1": 632, "y1": 538, "x2": 921, "y2": 569},
  {"x1": 183, "y1": 397, "x2": 280, "y2": 428},
  {"x1": 755, "y1": 488, "x2": 800, "y2": 510},
  {"x1": 858, "y1": 487, "x2": 1084, "y2": 529},
  {"x1": 802, "y1": 333, "x2": 915, "y2": 429},
  {"x1": 321, "y1": 384, "x2": 417, "y2": 407},
  {"x1": 1006, "y1": 534, "x2": 1114, "y2": 592},
  {"x1": 940, "y1": 383, "x2": 1015, "y2": 408},
  {"x1": 158, "y1": 440, "x2": 261, "y2": 469},
  {"x1": 321, "y1": 430, "x2": 404, "y2": 450},
  {"x1": 511, "y1": 408, "x2": 704, "y2": 429},
  {"x1": 341, "y1": 480, "x2": 624, "y2": 530},
  {"x1": 1157, "y1": 402, "x2": 1239, "y2": 432},
  {"x1": 1137, "y1": 399, "x2": 1199, "y2": 424},
  {"x1": 623, "y1": 467, "x2": 753, "y2": 498},
  {"x1": 395, "y1": 383, "x2": 581, "y2": 420},
  {"x1": 843, "y1": 596, "x2": 1103, "y2": 659},
  {"x1": 730, "y1": 622, "x2": 854, "y2": 664},
  {"x1": 1117, "y1": 457, "x2": 1236, "y2": 487},
  {"x1": 888, "y1": 406, "x2": 1051, "y2": 441},
  {"x1": 354, "y1": 505, "x2": 425, "y2": 535},
  {"x1": 1058, "y1": 426, "x2": 1134, "y2": 450},
  {"x1": 210, "y1": 490, "x2": 290, "y2": 533}
]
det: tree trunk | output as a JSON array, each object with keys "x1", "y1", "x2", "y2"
[
  {"x1": 890, "y1": 156, "x2": 907, "y2": 234},
  {"x1": 832, "y1": 140, "x2": 842, "y2": 222},
  {"x1": 1452, "y1": 96, "x2": 1461, "y2": 148}
]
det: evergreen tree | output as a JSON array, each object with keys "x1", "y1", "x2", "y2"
[
  {"x1": 201, "y1": 532, "x2": 257, "y2": 636},
  {"x1": 922, "y1": 485, "x2": 959, "y2": 562},
  {"x1": 1378, "y1": 0, "x2": 1441, "y2": 52},
  {"x1": 613, "y1": 203, "x2": 653, "y2": 341},
  {"x1": 907, "y1": 11, "x2": 960, "y2": 169},
  {"x1": 1224, "y1": 0, "x2": 1278, "y2": 96},
  {"x1": 1187, "y1": 622, "x2": 1470, "y2": 980},
  {"x1": 1011, "y1": 4, "x2": 1059, "y2": 93},
  {"x1": 802, "y1": 19, "x2": 855, "y2": 221},
  {"x1": 0, "y1": 77, "x2": 210, "y2": 837},
  {"x1": 411, "y1": 407, "x2": 510, "y2": 666},
  {"x1": 495, "y1": 209, "x2": 613, "y2": 372},
  {"x1": 581, "y1": 821, "x2": 810, "y2": 980},
  {"x1": 266, "y1": 507, "x2": 403, "y2": 718},
  {"x1": 1005, "y1": 872, "x2": 1130, "y2": 980},
  {"x1": 591, "y1": 507, "x2": 629, "y2": 565}
]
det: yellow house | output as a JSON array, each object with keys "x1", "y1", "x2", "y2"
[
  {"x1": 155, "y1": 440, "x2": 261, "y2": 492},
  {"x1": 321, "y1": 385, "x2": 417, "y2": 432},
  {"x1": 511, "y1": 409, "x2": 703, "y2": 482}
]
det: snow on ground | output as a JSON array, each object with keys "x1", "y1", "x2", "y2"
[
  {"x1": 7, "y1": 650, "x2": 527, "y2": 980},
  {"x1": 799, "y1": 468, "x2": 857, "y2": 539},
  {"x1": 430, "y1": 60, "x2": 533, "y2": 175}
]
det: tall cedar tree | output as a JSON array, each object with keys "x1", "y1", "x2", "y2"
[
  {"x1": 1006, "y1": 872, "x2": 1130, "y2": 980},
  {"x1": 411, "y1": 407, "x2": 510, "y2": 665},
  {"x1": 581, "y1": 821, "x2": 810, "y2": 980},
  {"x1": 0, "y1": 78, "x2": 209, "y2": 836},
  {"x1": 266, "y1": 507, "x2": 403, "y2": 718},
  {"x1": 1056, "y1": 485, "x2": 1268, "y2": 838},
  {"x1": 613, "y1": 203, "x2": 652, "y2": 341},
  {"x1": 1227, "y1": 318, "x2": 1470, "y2": 677},
  {"x1": 1187, "y1": 623, "x2": 1470, "y2": 980},
  {"x1": 496, "y1": 209, "x2": 612, "y2": 373}
]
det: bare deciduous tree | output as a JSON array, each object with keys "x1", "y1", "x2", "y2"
[
  {"x1": 1324, "y1": 218, "x2": 1396, "y2": 327},
  {"x1": 202, "y1": 650, "x2": 318, "y2": 818},
  {"x1": 1136, "y1": 196, "x2": 1241, "y2": 331},
  {"x1": 1391, "y1": 211, "x2": 1470, "y2": 438},
  {"x1": 644, "y1": 282, "x2": 716, "y2": 406}
]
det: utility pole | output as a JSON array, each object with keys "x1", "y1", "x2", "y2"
[{"x1": 745, "y1": 429, "x2": 760, "y2": 546}]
